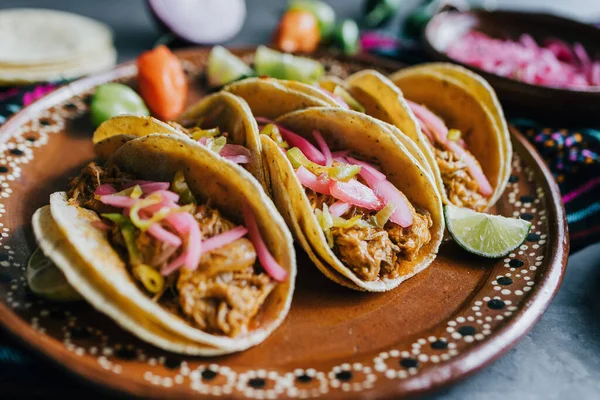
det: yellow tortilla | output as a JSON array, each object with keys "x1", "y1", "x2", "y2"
[
  {"x1": 35, "y1": 134, "x2": 296, "y2": 354},
  {"x1": 263, "y1": 108, "x2": 444, "y2": 291}
]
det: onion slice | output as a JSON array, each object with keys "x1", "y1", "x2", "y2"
[
  {"x1": 371, "y1": 180, "x2": 413, "y2": 227},
  {"x1": 98, "y1": 195, "x2": 139, "y2": 208},
  {"x1": 94, "y1": 184, "x2": 116, "y2": 196},
  {"x1": 346, "y1": 156, "x2": 386, "y2": 182},
  {"x1": 295, "y1": 166, "x2": 330, "y2": 195},
  {"x1": 329, "y1": 201, "x2": 351, "y2": 217},
  {"x1": 329, "y1": 179, "x2": 381, "y2": 210},
  {"x1": 148, "y1": 223, "x2": 182, "y2": 247},
  {"x1": 256, "y1": 117, "x2": 326, "y2": 165},
  {"x1": 201, "y1": 226, "x2": 248, "y2": 253},
  {"x1": 242, "y1": 202, "x2": 288, "y2": 282},
  {"x1": 312, "y1": 130, "x2": 332, "y2": 167}
]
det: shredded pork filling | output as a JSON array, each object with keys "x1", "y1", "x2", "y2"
[
  {"x1": 434, "y1": 147, "x2": 488, "y2": 212},
  {"x1": 67, "y1": 163, "x2": 275, "y2": 337},
  {"x1": 306, "y1": 189, "x2": 432, "y2": 282}
]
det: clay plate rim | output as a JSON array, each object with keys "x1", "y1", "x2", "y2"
[{"x1": 0, "y1": 48, "x2": 569, "y2": 398}]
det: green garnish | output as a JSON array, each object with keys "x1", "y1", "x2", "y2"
[
  {"x1": 260, "y1": 124, "x2": 289, "y2": 149},
  {"x1": 172, "y1": 170, "x2": 196, "y2": 205},
  {"x1": 120, "y1": 223, "x2": 142, "y2": 266},
  {"x1": 206, "y1": 136, "x2": 227, "y2": 154},
  {"x1": 371, "y1": 203, "x2": 396, "y2": 227},
  {"x1": 287, "y1": 147, "x2": 360, "y2": 181},
  {"x1": 447, "y1": 129, "x2": 462, "y2": 142},
  {"x1": 191, "y1": 127, "x2": 221, "y2": 140}
]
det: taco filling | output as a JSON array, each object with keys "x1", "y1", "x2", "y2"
[
  {"x1": 258, "y1": 121, "x2": 433, "y2": 282},
  {"x1": 407, "y1": 101, "x2": 492, "y2": 211},
  {"x1": 67, "y1": 162, "x2": 286, "y2": 337},
  {"x1": 168, "y1": 121, "x2": 252, "y2": 166}
]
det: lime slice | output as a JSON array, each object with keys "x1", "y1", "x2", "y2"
[
  {"x1": 254, "y1": 46, "x2": 325, "y2": 83},
  {"x1": 207, "y1": 45, "x2": 254, "y2": 88},
  {"x1": 445, "y1": 204, "x2": 532, "y2": 258},
  {"x1": 289, "y1": 0, "x2": 336, "y2": 40},
  {"x1": 26, "y1": 247, "x2": 81, "y2": 302}
]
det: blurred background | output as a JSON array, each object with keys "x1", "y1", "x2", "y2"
[{"x1": 1, "y1": 0, "x2": 598, "y2": 62}]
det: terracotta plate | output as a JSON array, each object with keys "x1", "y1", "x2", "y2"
[{"x1": 0, "y1": 48, "x2": 568, "y2": 399}]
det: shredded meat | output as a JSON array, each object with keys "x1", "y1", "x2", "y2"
[
  {"x1": 67, "y1": 162, "x2": 135, "y2": 213},
  {"x1": 197, "y1": 238, "x2": 257, "y2": 276},
  {"x1": 305, "y1": 166, "x2": 433, "y2": 281},
  {"x1": 435, "y1": 148, "x2": 488, "y2": 212},
  {"x1": 67, "y1": 163, "x2": 275, "y2": 338},
  {"x1": 331, "y1": 225, "x2": 398, "y2": 281},
  {"x1": 177, "y1": 267, "x2": 275, "y2": 336},
  {"x1": 194, "y1": 205, "x2": 236, "y2": 237}
]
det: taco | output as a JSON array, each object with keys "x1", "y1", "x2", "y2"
[
  {"x1": 382, "y1": 67, "x2": 509, "y2": 211},
  {"x1": 93, "y1": 92, "x2": 268, "y2": 190},
  {"x1": 261, "y1": 107, "x2": 444, "y2": 292},
  {"x1": 33, "y1": 133, "x2": 296, "y2": 354},
  {"x1": 394, "y1": 63, "x2": 512, "y2": 207},
  {"x1": 224, "y1": 77, "x2": 332, "y2": 119}
]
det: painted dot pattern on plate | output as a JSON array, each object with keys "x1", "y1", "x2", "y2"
[{"x1": 0, "y1": 53, "x2": 556, "y2": 399}]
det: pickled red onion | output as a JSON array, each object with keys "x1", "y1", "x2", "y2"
[
  {"x1": 242, "y1": 202, "x2": 288, "y2": 282},
  {"x1": 295, "y1": 166, "x2": 330, "y2": 194},
  {"x1": 201, "y1": 226, "x2": 248, "y2": 253},
  {"x1": 94, "y1": 184, "x2": 116, "y2": 195},
  {"x1": 255, "y1": 117, "x2": 326, "y2": 165},
  {"x1": 148, "y1": 223, "x2": 182, "y2": 247},
  {"x1": 138, "y1": 182, "x2": 170, "y2": 193},
  {"x1": 406, "y1": 100, "x2": 493, "y2": 196},
  {"x1": 329, "y1": 179, "x2": 381, "y2": 210},
  {"x1": 446, "y1": 31, "x2": 600, "y2": 89},
  {"x1": 329, "y1": 201, "x2": 351, "y2": 217},
  {"x1": 161, "y1": 251, "x2": 187, "y2": 276},
  {"x1": 312, "y1": 130, "x2": 332, "y2": 167},
  {"x1": 98, "y1": 195, "x2": 138, "y2": 208},
  {"x1": 224, "y1": 155, "x2": 250, "y2": 164},
  {"x1": 371, "y1": 180, "x2": 413, "y2": 227},
  {"x1": 346, "y1": 156, "x2": 386, "y2": 181}
]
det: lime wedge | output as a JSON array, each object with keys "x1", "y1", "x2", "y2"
[
  {"x1": 26, "y1": 247, "x2": 81, "y2": 302},
  {"x1": 254, "y1": 46, "x2": 325, "y2": 83},
  {"x1": 207, "y1": 46, "x2": 254, "y2": 88},
  {"x1": 289, "y1": 0, "x2": 336, "y2": 40},
  {"x1": 445, "y1": 204, "x2": 532, "y2": 258}
]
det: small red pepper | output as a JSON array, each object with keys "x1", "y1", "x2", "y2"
[
  {"x1": 273, "y1": 10, "x2": 321, "y2": 53},
  {"x1": 137, "y1": 45, "x2": 187, "y2": 121}
]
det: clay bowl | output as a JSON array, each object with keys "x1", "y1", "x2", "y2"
[{"x1": 423, "y1": 9, "x2": 600, "y2": 124}]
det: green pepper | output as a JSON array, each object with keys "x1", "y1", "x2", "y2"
[
  {"x1": 289, "y1": 0, "x2": 336, "y2": 41},
  {"x1": 286, "y1": 147, "x2": 361, "y2": 181},
  {"x1": 120, "y1": 223, "x2": 143, "y2": 266},
  {"x1": 332, "y1": 19, "x2": 360, "y2": 55},
  {"x1": 172, "y1": 170, "x2": 196, "y2": 205},
  {"x1": 363, "y1": 0, "x2": 402, "y2": 28},
  {"x1": 260, "y1": 124, "x2": 289, "y2": 149},
  {"x1": 191, "y1": 127, "x2": 220, "y2": 141},
  {"x1": 90, "y1": 83, "x2": 150, "y2": 127}
]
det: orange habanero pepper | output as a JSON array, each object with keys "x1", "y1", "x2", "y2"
[
  {"x1": 273, "y1": 9, "x2": 321, "y2": 53},
  {"x1": 136, "y1": 45, "x2": 187, "y2": 121}
]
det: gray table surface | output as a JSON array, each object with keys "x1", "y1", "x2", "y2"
[{"x1": 1, "y1": 1, "x2": 599, "y2": 399}]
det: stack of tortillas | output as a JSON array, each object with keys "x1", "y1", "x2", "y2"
[{"x1": 0, "y1": 9, "x2": 117, "y2": 85}]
